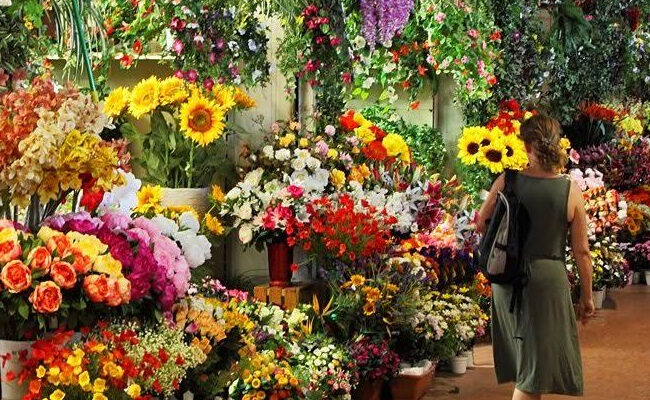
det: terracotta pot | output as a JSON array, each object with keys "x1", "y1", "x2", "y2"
[
  {"x1": 161, "y1": 187, "x2": 210, "y2": 216},
  {"x1": 0, "y1": 340, "x2": 34, "y2": 400},
  {"x1": 352, "y1": 379, "x2": 383, "y2": 400},
  {"x1": 389, "y1": 362, "x2": 436, "y2": 400},
  {"x1": 267, "y1": 239, "x2": 294, "y2": 288}
]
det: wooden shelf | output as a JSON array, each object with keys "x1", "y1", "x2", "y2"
[{"x1": 254, "y1": 281, "x2": 326, "y2": 310}]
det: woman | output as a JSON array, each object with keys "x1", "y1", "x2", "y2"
[{"x1": 476, "y1": 114, "x2": 596, "y2": 400}]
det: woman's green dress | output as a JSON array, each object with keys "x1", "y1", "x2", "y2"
[{"x1": 491, "y1": 175, "x2": 584, "y2": 396}]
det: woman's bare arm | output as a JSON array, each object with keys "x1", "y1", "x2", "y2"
[
  {"x1": 476, "y1": 174, "x2": 505, "y2": 234},
  {"x1": 568, "y1": 179, "x2": 595, "y2": 322}
]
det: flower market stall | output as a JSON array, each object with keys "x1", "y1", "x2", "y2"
[{"x1": 1, "y1": 0, "x2": 650, "y2": 399}]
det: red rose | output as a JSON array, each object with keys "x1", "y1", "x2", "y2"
[
  {"x1": 49, "y1": 261, "x2": 77, "y2": 289},
  {"x1": 1, "y1": 260, "x2": 32, "y2": 293},
  {"x1": 29, "y1": 281, "x2": 62, "y2": 314}
]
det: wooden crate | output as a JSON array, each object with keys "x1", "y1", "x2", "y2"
[{"x1": 253, "y1": 281, "x2": 325, "y2": 310}]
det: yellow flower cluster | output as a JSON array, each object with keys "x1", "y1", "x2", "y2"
[
  {"x1": 134, "y1": 185, "x2": 164, "y2": 215},
  {"x1": 105, "y1": 76, "x2": 256, "y2": 147},
  {"x1": 352, "y1": 112, "x2": 411, "y2": 162},
  {"x1": 616, "y1": 115, "x2": 644, "y2": 137},
  {"x1": 236, "y1": 350, "x2": 300, "y2": 399},
  {"x1": 457, "y1": 126, "x2": 528, "y2": 174},
  {"x1": 341, "y1": 274, "x2": 398, "y2": 316}
]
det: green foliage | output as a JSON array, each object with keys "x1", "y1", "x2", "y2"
[
  {"x1": 455, "y1": 161, "x2": 494, "y2": 209},
  {"x1": 361, "y1": 105, "x2": 446, "y2": 174},
  {"x1": 550, "y1": 0, "x2": 593, "y2": 53}
]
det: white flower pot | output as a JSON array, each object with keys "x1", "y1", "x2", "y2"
[
  {"x1": 593, "y1": 289, "x2": 605, "y2": 309},
  {"x1": 0, "y1": 340, "x2": 34, "y2": 400},
  {"x1": 450, "y1": 355, "x2": 468, "y2": 374},
  {"x1": 462, "y1": 349, "x2": 474, "y2": 368},
  {"x1": 161, "y1": 187, "x2": 210, "y2": 216},
  {"x1": 645, "y1": 271, "x2": 650, "y2": 286},
  {"x1": 632, "y1": 271, "x2": 642, "y2": 284}
]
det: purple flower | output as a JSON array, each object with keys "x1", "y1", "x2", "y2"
[
  {"x1": 360, "y1": 0, "x2": 415, "y2": 48},
  {"x1": 324, "y1": 125, "x2": 336, "y2": 136},
  {"x1": 185, "y1": 69, "x2": 199, "y2": 83},
  {"x1": 314, "y1": 140, "x2": 329, "y2": 157}
]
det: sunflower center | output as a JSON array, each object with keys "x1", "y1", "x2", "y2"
[
  {"x1": 480, "y1": 139, "x2": 491, "y2": 146},
  {"x1": 485, "y1": 149, "x2": 503, "y2": 163},
  {"x1": 467, "y1": 142, "x2": 480, "y2": 155},
  {"x1": 506, "y1": 146, "x2": 514, "y2": 157},
  {"x1": 188, "y1": 108, "x2": 213, "y2": 133}
]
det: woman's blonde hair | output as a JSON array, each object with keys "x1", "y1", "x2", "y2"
[{"x1": 520, "y1": 114, "x2": 567, "y2": 172}]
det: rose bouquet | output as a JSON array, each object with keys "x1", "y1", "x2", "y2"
[
  {"x1": 0, "y1": 76, "x2": 125, "y2": 230},
  {"x1": 0, "y1": 220, "x2": 130, "y2": 339},
  {"x1": 291, "y1": 334, "x2": 358, "y2": 400},
  {"x1": 20, "y1": 322, "x2": 206, "y2": 400},
  {"x1": 106, "y1": 76, "x2": 255, "y2": 188},
  {"x1": 44, "y1": 211, "x2": 205, "y2": 311}
]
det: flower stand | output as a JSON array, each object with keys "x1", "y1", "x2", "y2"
[
  {"x1": 253, "y1": 281, "x2": 325, "y2": 310},
  {"x1": 388, "y1": 361, "x2": 436, "y2": 400},
  {"x1": 352, "y1": 379, "x2": 383, "y2": 400},
  {"x1": 0, "y1": 340, "x2": 34, "y2": 400}
]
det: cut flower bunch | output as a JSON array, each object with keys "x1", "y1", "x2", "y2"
[{"x1": 106, "y1": 76, "x2": 256, "y2": 188}]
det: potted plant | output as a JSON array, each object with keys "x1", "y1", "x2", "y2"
[
  {"x1": 349, "y1": 336, "x2": 400, "y2": 400},
  {"x1": 106, "y1": 76, "x2": 255, "y2": 215}
]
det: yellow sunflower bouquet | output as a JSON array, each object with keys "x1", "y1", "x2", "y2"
[
  {"x1": 457, "y1": 126, "x2": 529, "y2": 174},
  {"x1": 106, "y1": 76, "x2": 256, "y2": 188}
]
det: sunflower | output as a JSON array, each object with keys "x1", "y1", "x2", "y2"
[
  {"x1": 457, "y1": 126, "x2": 488, "y2": 165},
  {"x1": 233, "y1": 87, "x2": 257, "y2": 109},
  {"x1": 179, "y1": 94, "x2": 226, "y2": 146},
  {"x1": 211, "y1": 185, "x2": 225, "y2": 203},
  {"x1": 211, "y1": 85, "x2": 237, "y2": 111},
  {"x1": 134, "y1": 185, "x2": 163, "y2": 214},
  {"x1": 205, "y1": 214, "x2": 225, "y2": 236},
  {"x1": 129, "y1": 76, "x2": 160, "y2": 118},
  {"x1": 478, "y1": 139, "x2": 507, "y2": 174},
  {"x1": 159, "y1": 77, "x2": 188, "y2": 105},
  {"x1": 501, "y1": 134, "x2": 528, "y2": 170},
  {"x1": 480, "y1": 127, "x2": 501, "y2": 147},
  {"x1": 103, "y1": 87, "x2": 130, "y2": 117}
]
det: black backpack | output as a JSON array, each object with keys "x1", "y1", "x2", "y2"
[{"x1": 477, "y1": 170, "x2": 530, "y2": 311}]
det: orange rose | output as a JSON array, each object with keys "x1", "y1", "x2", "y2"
[
  {"x1": 46, "y1": 235, "x2": 71, "y2": 257},
  {"x1": 27, "y1": 246, "x2": 52, "y2": 273},
  {"x1": 83, "y1": 275, "x2": 110, "y2": 303},
  {"x1": 49, "y1": 261, "x2": 77, "y2": 289},
  {"x1": 70, "y1": 248, "x2": 92, "y2": 274},
  {"x1": 116, "y1": 277, "x2": 131, "y2": 304},
  {"x1": 0, "y1": 260, "x2": 32, "y2": 293},
  {"x1": 29, "y1": 281, "x2": 62, "y2": 313}
]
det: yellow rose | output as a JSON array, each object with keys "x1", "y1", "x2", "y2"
[
  {"x1": 36, "y1": 365, "x2": 46, "y2": 378},
  {"x1": 330, "y1": 169, "x2": 346, "y2": 189},
  {"x1": 93, "y1": 377, "x2": 107, "y2": 392},
  {"x1": 299, "y1": 138, "x2": 309, "y2": 148},
  {"x1": 327, "y1": 149, "x2": 339, "y2": 159},
  {"x1": 126, "y1": 384, "x2": 142, "y2": 398},
  {"x1": 279, "y1": 133, "x2": 296, "y2": 147},
  {"x1": 78, "y1": 371, "x2": 91, "y2": 387},
  {"x1": 50, "y1": 389, "x2": 66, "y2": 400},
  {"x1": 92, "y1": 394, "x2": 108, "y2": 400},
  {"x1": 93, "y1": 254, "x2": 123, "y2": 278}
]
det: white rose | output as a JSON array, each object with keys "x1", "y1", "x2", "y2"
[
  {"x1": 294, "y1": 148, "x2": 310, "y2": 159},
  {"x1": 238, "y1": 224, "x2": 254, "y2": 244},
  {"x1": 353, "y1": 35, "x2": 366, "y2": 49},
  {"x1": 236, "y1": 203, "x2": 253, "y2": 220},
  {"x1": 226, "y1": 187, "x2": 242, "y2": 200},
  {"x1": 305, "y1": 157, "x2": 321, "y2": 170},
  {"x1": 244, "y1": 168, "x2": 264, "y2": 186},
  {"x1": 262, "y1": 145, "x2": 274, "y2": 159},
  {"x1": 291, "y1": 158, "x2": 306, "y2": 171},
  {"x1": 179, "y1": 211, "x2": 200, "y2": 233},
  {"x1": 275, "y1": 149, "x2": 291, "y2": 161}
]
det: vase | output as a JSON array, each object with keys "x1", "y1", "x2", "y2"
[
  {"x1": 267, "y1": 239, "x2": 294, "y2": 288},
  {"x1": 462, "y1": 349, "x2": 474, "y2": 368},
  {"x1": 0, "y1": 340, "x2": 34, "y2": 400},
  {"x1": 352, "y1": 379, "x2": 383, "y2": 400},
  {"x1": 645, "y1": 271, "x2": 650, "y2": 286},
  {"x1": 632, "y1": 271, "x2": 642, "y2": 284},
  {"x1": 450, "y1": 355, "x2": 468, "y2": 375},
  {"x1": 388, "y1": 361, "x2": 436, "y2": 400},
  {"x1": 593, "y1": 289, "x2": 605, "y2": 309},
  {"x1": 160, "y1": 187, "x2": 210, "y2": 216}
]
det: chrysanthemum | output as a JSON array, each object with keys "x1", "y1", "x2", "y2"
[
  {"x1": 502, "y1": 134, "x2": 528, "y2": 170},
  {"x1": 179, "y1": 94, "x2": 226, "y2": 146},
  {"x1": 135, "y1": 185, "x2": 163, "y2": 214},
  {"x1": 102, "y1": 87, "x2": 130, "y2": 117},
  {"x1": 129, "y1": 77, "x2": 160, "y2": 118},
  {"x1": 159, "y1": 77, "x2": 188, "y2": 105},
  {"x1": 457, "y1": 126, "x2": 488, "y2": 165},
  {"x1": 211, "y1": 185, "x2": 225, "y2": 203},
  {"x1": 233, "y1": 87, "x2": 257, "y2": 109},
  {"x1": 478, "y1": 139, "x2": 507, "y2": 174},
  {"x1": 211, "y1": 85, "x2": 237, "y2": 111}
]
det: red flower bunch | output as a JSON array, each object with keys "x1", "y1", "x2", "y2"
[
  {"x1": 287, "y1": 194, "x2": 396, "y2": 264},
  {"x1": 579, "y1": 102, "x2": 618, "y2": 122},
  {"x1": 348, "y1": 337, "x2": 400, "y2": 380},
  {"x1": 486, "y1": 99, "x2": 535, "y2": 135},
  {"x1": 297, "y1": 4, "x2": 341, "y2": 86},
  {"x1": 625, "y1": 187, "x2": 650, "y2": 207},
  {"x1": 339, "y1": 110, "x2": 360, "y2": 131}
]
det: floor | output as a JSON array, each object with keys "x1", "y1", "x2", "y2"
[{"x1": 425, "y1": 285, "x2": 650, "y2": 400}]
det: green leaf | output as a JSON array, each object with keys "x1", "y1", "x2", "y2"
[{"x1": 18, "y1": 302, "x2": 29, "y2": 320}]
